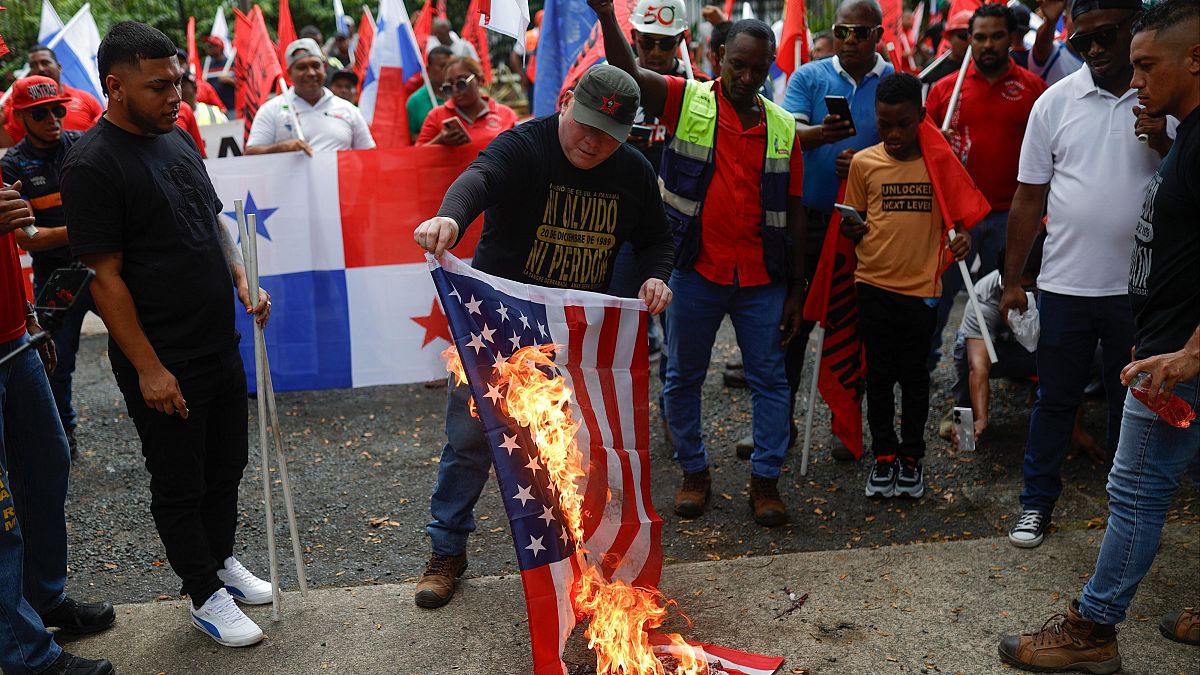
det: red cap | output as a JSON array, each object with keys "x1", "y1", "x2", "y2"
[
  {"x1": 203, "y1": 35, "x2": 225, "y2": 48},
  {"x1": 11, "y1": 76, "x2": 72, "y2": 111},
  {"x1": 946, "y1": 10, "x2": 973, "y2": 31}
]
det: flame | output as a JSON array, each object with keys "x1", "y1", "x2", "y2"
[{"x1": 445, "y1": 345, "x2": 707, "y2": 674}]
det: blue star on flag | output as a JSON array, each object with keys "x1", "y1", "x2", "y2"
[{"x1": 225, "y1": 192, "x2": 278, "y2": 241}]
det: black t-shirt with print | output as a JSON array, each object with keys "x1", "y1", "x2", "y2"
[
  {"x1": 438, "y1": 114, "x2": 674, "y2": 292},
  {"x1": 63, "y1": 118, "x2": 238, "y2": 368},
  {"x1": 1128, "y1": 106, "x2": 1200, "y2": 359}
]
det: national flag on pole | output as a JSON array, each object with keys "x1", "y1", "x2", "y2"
[
  {"x1": 479, "y1": 0, "x2": 530, "y2": 41},
  {"x1": 277, "y1": 0, "x2": 299, "y2": 82},
  {"x1": 210, "y1": 6, "x2": 234, "y2": 60},
  {"x1": 359, "y1": 0, "x2": 425, "y2": 147},
  {"x1": 45, "y1": 3, "x2": 103, "y2": 104},
  {"x1": 333, "y1": 0, "x2": 352, "y2": 35},
  {"x1": 38, "y1": 0, "x2": 64, "y2": 44},
  {"x1": 910, "y1": 1, "x2": 926, "y2": 46},
  {"x1": 919, "y1": 119, "x2": 992, "y2": 265},
  {"x1": 531, "y1": 0, "x2": 594, "y2": 116},
  {"x1": 776, "y1": 0, "x2": 809, "y2": 74},
  {"x1": 353, "y1": 7, "x2": 375, "y2": 91},
  {"x1": 460, "y1": 0, "x2": 493, "y2": 83},
  {"x1": 413, "y1": 0, "x2": 435, "y2": 49},
  {"x1": 234, "y1": 6, "x2": 283, "y2": 139},
  {"x1": 556, "y1": 0, "x2": 636, "y2": 106},
  {"x1": 186, "y1": 16, "x2": 202, "y2": 78},
  {"x1": 429, "y1": 252, "x2": 784, "y2": 674}
]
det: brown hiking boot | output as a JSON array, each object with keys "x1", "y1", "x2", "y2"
[
  {"x1": 1160, "y1": 607, "x2": 1200, "y2": 645},
  {"x1": 749, "y1": 475, "x2": 787, "y2": 527},
  {"x1": 414, "y1": 553, "x2": 467, "y2": 609},
  {"x1": 674, "y1": 468, "x2": 711, "y2": 518},
  {"x1": 998, "y1": 601, "x2": 1121, "y2": 673}
]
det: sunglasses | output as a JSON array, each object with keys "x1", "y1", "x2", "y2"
[
  {"x1": 1067, "y1": 15, "x2": 1133, "y2": 53},
  {"x1": 832, "y1": 24, "x2": 881, "y2": 41},
  {"x1": 637, "y1": 34, "x2": 680, "y2": 53},
  {"x1": 30, "y1": 105, "x2": 67, "y2": 122},
  {"x1": 439, "y1": 73, "x2": 476, "y2": 96}
]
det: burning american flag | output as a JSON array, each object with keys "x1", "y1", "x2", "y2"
[{"x1": 428, "y1": 253, "x2": 783, "y2": 675}]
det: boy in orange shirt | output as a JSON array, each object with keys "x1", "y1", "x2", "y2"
[{"x1": 841, "y1": 73, "x2": 971, "y2": 499}]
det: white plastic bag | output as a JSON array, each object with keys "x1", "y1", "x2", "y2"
[{"x1": 1007, "y1": 292, "x2": 1039, "y2": 353}]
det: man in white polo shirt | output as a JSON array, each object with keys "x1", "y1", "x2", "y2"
[
  {"x1": 998, "y1": 0, "x2": 1174, "y2": 549},
  {"x1": 246, "y1": 38, "x2": 376, "y2": 155}
]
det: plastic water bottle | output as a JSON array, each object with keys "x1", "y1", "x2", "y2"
[{"x1": 1130, "y1": 373, "x2": 1196, "y2": 429}]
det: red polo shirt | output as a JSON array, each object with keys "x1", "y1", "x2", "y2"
[
  {"x1": 416, "y1": 96, "x2": 519, "y2": 146},
  {"x1": 661, "y1": 77, "x2": 804, "y2": 287},
  {"x1": 4, "y1": 84, "x2": 104, "y2": 144},
  {"x1": 926, "y1": 59, "x2": 1045, "y2": 210}
]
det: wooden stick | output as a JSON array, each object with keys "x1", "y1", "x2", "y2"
[{"x1": 800, "y1": 324, "x2": 824, "y2": 476}]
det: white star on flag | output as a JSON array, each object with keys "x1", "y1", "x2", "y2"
[
  {"x1": 499, "y1": 433, "x2": 521, "y2": 455},
  {"x1": 508, "y1": 332, "x2": 522, "y2": 350},
  {"x1": 537, "y1": 321, "x2": 547, "y2": 338},
  {"x1": 492, "y1": 352, "x2": 508, "y2": 372},
  {"x1": 481, "y1": 323, "x2": 496, "y2": 343},
  {"x1": 526, "y1": 535, "x2": 546, "y2": 557},
  {"x1": 524, "y1": 456, "x2": 541, "y2": 474},
  {"x1": 466, "y1": 332, "x2": 486, "y2": 354},
  {"x1": 496, "y1": 302, "x2": 510, "y2": 322},
  {"x1": 559, "y1": 529, "x2": 570, "y2": 546},
  {"x1": 448, "y1": 286, "x2": 461, "y2": 300},
  {"x1": 465, "y1": 295, "x2": 483, "y2": 315},
  {"x1": 485, "y1": 383, "x2": 504, "y2": 405},
  {"x1": 513, "y1": 484, "x2": 534, "y2": 506},
  {"x1": 539, "y1": 505, "x2": 556, "y2": 526},
  {"x1": 518, "y1": 312, "x2": 530, "y2": 330}
]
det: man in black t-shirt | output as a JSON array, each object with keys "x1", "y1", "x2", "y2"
[
  {"x1": 412, "y1": 64, "x2": 674, "y2": 610},
  {"x1": 999, "y1": 1, "x2": 1200, "y2": 671},
  {"x1": 62, "y1": 22, "x2": 273, "y2": 649},
  {"x1": 2, "y1": 76, "x2": 90, "y2": 457}
]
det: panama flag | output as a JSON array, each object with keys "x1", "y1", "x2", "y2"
[
  {"x1": 45, "y1": 3, "x2": 103, "y2": 103},
  {"x1": 333, "y1": 0, "x2": 353, "y2": 35},
  {"x1": 38, "y1": 0, "x2": 64, "y2": 44},
  {"x1": 210, "y1": 6, "x2": 234, "y2": 60},
  {"x1": 359, "y1": 0, "x2": 425, "y2": 147}
]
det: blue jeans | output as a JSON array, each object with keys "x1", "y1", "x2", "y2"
[
  {"x1": 0, "y1": 335, "x2": 71, "y2": 673},
  {"x1": 1078, "y1": 377, "x2": 1200, "y2": 625},
  {"x1": 663, "y1": 269, "x2": 790, "y2": 479},
  {"x1": 1020, "y1": 292, "x2": 1135, "y2": 514},
  {"x1": 32, "y1": 259, "x2": 96, "y2": 434},
  {"x1": 427, "y1": 378, "x2": 492, "y2": 556},
  {"x1": 931, "y1": 209, "x2": 1009, "y2": 367}
]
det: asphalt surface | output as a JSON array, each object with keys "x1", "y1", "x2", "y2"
[{"x1": 63, "y1": 303, "x2": 1198, "y2": 606}]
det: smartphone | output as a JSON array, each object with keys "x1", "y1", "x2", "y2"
[
  {"x1": 628, "y1": 124, "x2": 653, "y2": 144},
  {"x1": 953, "y1": 406, "x2": 976, "y2": 452},
  {"x1": 442, "y1": 117, "x2": 467, "y2": 135},
  {"x1": 823, "y1": 95, "x2": 856, "y2": 135},
  {"x1": 834, "y1": 202, "x2": 865, "y2": 226},
  {"x1": 34, "y1": 264, "x2": 94, "y2": 326}
]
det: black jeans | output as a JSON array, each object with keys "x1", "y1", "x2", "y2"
[
  {"x1": 856, "y1": 283, "x2": 937, "y2": 459},
  {"x1": 113, "y1": 348, "x2": 248, "y2": 607}
]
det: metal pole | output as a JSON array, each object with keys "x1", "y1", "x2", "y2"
[
  {"x1": 800, "y1": 324, "x2": 825, "y2": 476},
  {"x1": 940, "y1": 45, "x2": 971, "y2": 132},
  {"x1": 278, "y1": 77, "x2": 307, "y2": 143},
  {"x1": 261, "y1": 350, "x2": 309, "y2": 596}
]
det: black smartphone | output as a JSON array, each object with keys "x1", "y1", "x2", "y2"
[
  {"x1": 34, "y1": 264, "x2": 94, "y2": 326},
  {"x1": 823, "y1": 95, "x2": 856, "y2": 135}
]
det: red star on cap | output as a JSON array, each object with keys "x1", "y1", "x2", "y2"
[
  {"x1": 599, "y1": 94, "x2": 622, "y2": 116},
  {"x1": 410, "y1": 299, "x2": 452, "y2": 348}
]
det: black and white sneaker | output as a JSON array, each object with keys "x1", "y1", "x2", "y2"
[
  {"x1": 1008, "y1": 510, "x2": 1050, "y2": 548},
  {"x1": 865, "y1": 458, "x2": 897, "y2": 498},
  {"x1": 894, "y1": 457, "x2": 924, "y2": 498}
]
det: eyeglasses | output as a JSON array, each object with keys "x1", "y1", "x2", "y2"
[
  {"x1": 832, "y1": 24, "x2": 881, "y2": 41},
  {"x1": 29, "y1": 105, "x2": 67, "y2": 122},
  {"x1": 1067, "y1": 15, "x2": 1133, "y2": 53},
  {"x1": 439, "y1": 73, "x2": 476, "y2": 96},
  {"x1": 637, "y1": 34, "x2": 680, "y2": 53}
]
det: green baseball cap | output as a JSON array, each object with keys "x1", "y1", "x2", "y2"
[{"x1": 570, "y1": 64, "x2": 640, "y2": 142}]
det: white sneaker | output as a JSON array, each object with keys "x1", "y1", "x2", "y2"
[
  {"x1": 218, "y1": 556, "x2": 274, "y2": 605},
  {"x1": 190, "y1": 588, "x2": 264, "y2": 647}
]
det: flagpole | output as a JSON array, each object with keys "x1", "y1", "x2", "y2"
[
  {"x1": 222, "y1": 47, "x2": 238, "y2": 76},
  {"x1": 44, "y1": 2, "x2": 89, "y2": 50},
  {"x1": 917, "y1": 49, "x2": 951, "y2": 81},
  {"x1": 800, "y1": 324, "x2": 824, "y2": 476},
  {"x1": 406, "y1": 23, "x2": 440, "y2": 109},
  {"x1": 678, "y1": 39, "x2": 694, "y2": 79},
  {"x1": 278, "y1": 77, "x2": 308, "y2": 144},
  {"x1": 260, "y1": 347, "x2": 309, "y2": 596},
  {"x1": 202, "y1": 55, "x2": 212, "y2": 80},
  {"x1": 939, "y1": 46, "x2": 999, "y2": 365}
]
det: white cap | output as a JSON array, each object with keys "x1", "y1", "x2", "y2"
[{"x1": 631, "y1": 0, "x2": 687, "y2": 36}]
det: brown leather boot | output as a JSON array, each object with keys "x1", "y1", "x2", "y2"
[
  {"x1": 414, "y1": 553, "x2": 468, "y2": 609},
  {"x1": 674, "y1": 468, "x2": 711, "y2": 518},
  {"x1": 749, "y1": 474, "x2": 787, "y2": 527},
  {"x1": 998, "y1": 601, "x2": 1121, "y2": 673},
  {"x1": 1160, "y1": 607, "x2": 1200, "y2": 645}
]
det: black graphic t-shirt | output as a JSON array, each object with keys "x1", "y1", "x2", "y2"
[
  {"x1": 1128, "y1": 107, "x2": 1200, "y2": 359},
  {"x1": 63, "y1": 118, "x2": 237, "y2": 368},
  {"x1": 439, "y1": 114, "x2": 674, "y2": 292}
]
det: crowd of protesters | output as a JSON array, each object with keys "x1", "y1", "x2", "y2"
[{"x1": 0, "y1": 0, "x2": 1195, "y2": 672}]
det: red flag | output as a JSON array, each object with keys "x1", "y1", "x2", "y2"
[
  {"x1": 353, "y1": 7, "x2": 375, "y2": 92},
  {"x1": 186, "y1": 16, "x2": 202, "y2": 78},
  {"x1": 277, "y1": 0, "x2": 299, "y2": 84},
  {"x1": 558, "y1": 0, "x2": 636, "y2": 105},
  {"x1": 777, "y1": 0, "x2": 809, "y2": 74},
  {"x1": 234, "y1": 6, "x2": 283, "y2": 139},
  {"x1": 460, "y1": 0, "x2": 493, "y2": 83},
  {"x1": 413, "y1": 0, "x2": 435, "y2": 51},
  {"x1": 0, "y1": 6, "x2": 9, "y2": 59},
  {"x1": 919, "y1": 118, "x2": 992, "y2": 270},
  {"x1": 723, "y1": 0, "x2": 736, "y2": 22},
  {"x1": 435, "y1": 0, "x2": 448, "y2": 18}
]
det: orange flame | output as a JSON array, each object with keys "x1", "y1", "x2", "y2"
[{"x1": 444, "y1": 345, "x2": 707, "y2": 674}]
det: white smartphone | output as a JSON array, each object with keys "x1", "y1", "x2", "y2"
[
  {"x1": 953, "y1": 406, "x2": 975, "y2": 452},
  {"x1": 834, "y1": 202, "x2": 865, "y2": 226}
]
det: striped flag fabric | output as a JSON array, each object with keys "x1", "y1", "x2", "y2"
[{"x1": 429, "y1": 252, "x2": 782, "y2": 674}]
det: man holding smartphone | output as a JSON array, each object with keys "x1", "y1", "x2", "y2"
[{"x1": 775, "y1": 0, "x2": 894, "y2": 462}]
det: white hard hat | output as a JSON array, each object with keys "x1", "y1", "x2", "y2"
[{"x1": 631, "y1": 0, "x2": 687, "y2": 36}]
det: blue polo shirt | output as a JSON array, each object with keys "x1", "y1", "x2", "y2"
[{"x1": 782, "y1": 54, "x2": 893, "y2": 212}]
